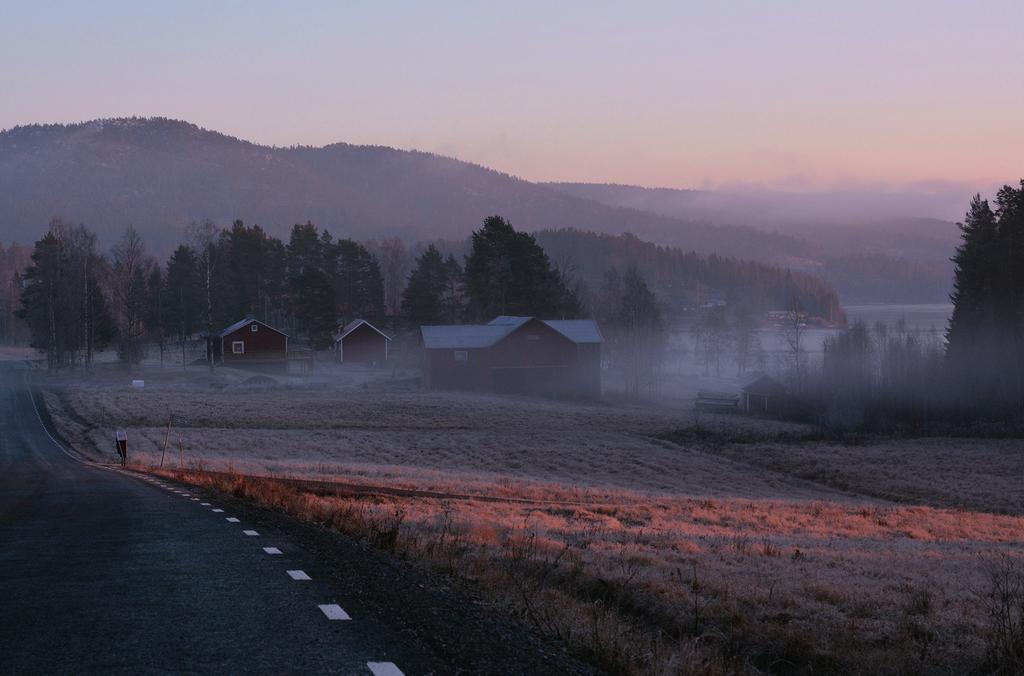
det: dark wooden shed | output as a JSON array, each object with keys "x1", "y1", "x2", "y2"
[
  {"x1": 741, "y1": 374, "x2": 786, "y2": 416},
  {"x1": 420, "y1": 316, "x2": 602, "y2": 398},
  {"x1": 214, "y1": 317, "x2": 288, "y2": 371},
  {"x1": 334, "y1": 319, "x2": 391, "y2": 365}
]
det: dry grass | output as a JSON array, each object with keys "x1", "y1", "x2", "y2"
[
  {"x1": 148, "y1": 466, "x2": 1023, "y2": 674},
  {"x1": 43, "y1": 365, "x2": 1024, "y2": 674}
]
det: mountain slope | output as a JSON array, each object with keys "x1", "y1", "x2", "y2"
[
  {"x1": 0, "y1": 118, "x2": 809, "y2": 263},
  {"x1": 548, "y1": 182, "x2": 962, "y2": 303}
]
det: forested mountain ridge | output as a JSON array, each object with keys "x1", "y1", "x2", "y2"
[
  {"x1": 549, "y1": 182, "x2": 961, "y2": 303},
  {"x1": 0, "y1": 118, "x2": 810, "y2": 262},
  {"x1": 534, "y1": 229, "x2": 845, "y2": 324}
]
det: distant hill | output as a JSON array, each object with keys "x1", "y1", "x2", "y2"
[
  {"x1": 533, "y1": 229, "x2": 845, "y2": 323},
  {"x1": 548, "y1": 182, "x2": 963, "y2": 303},
  {"x1": 547, "y1": 182, "x2": 966, "y2": 233},
  {"x1": 0, "y1": 118, "x2": 809, "y2": 263},
  {"x1": 1, "y1": 118, "x2": 966, "y2": 304}
]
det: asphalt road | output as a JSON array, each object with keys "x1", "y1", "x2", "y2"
[{"x1": 0, "y1": 363, "x2": 590, "y2": 675}]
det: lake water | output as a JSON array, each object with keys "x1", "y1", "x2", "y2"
[
  {"x1": 660, "y1": 303, "x2": 956, "y2": 400},
  {"x1": 761, "y1": 303, "x2": 953, "y2": 358},
  {"x1": 843, "y1": 303, "x2": 953, "y2": 334}
]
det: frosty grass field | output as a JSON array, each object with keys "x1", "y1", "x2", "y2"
[{"x1": 42, "y1": 363, "x2": 1024, "y2": 674}]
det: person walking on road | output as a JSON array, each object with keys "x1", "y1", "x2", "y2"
[{"x1": 115, "y1": 430, "x2": 128, "y2": 466}]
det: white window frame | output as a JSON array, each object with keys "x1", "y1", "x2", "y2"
[
  {"x1": 232, "y1": 341, "x2": 245, "y2": 355},
  {"x1": 250, "y1": 323, "x2": 259, "y2": 332},
  {"x1": 453, "y1": 350, "x2": 468, "y2": 362}
]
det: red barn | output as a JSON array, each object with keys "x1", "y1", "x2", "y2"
[
  {"x1": 420, "y1": 316, "x2": 602, "y2": 398},
  {"x1": 334, "y1": 319, "x2": 391, "y2": 365},
  {"x1": 213, "y1": 317, "x2": 288, "y2": 371}
]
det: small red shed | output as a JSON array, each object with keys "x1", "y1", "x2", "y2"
[
  {"x1": 215, "y1": 317, "x2": 288, "y2": 371},
  {"x1": 334, "y1": 319, "x2": 391, "y2": 366}
]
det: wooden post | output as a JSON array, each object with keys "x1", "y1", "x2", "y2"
[{"x1": 178, "y1": 433, "x2": 184, "y2": 469}]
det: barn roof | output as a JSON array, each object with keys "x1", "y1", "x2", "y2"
[
  {"x1": 489, "y1": 316, "x2": 532, "y2": 328},
  {"x1": 490, "y1": 316, "x2": 602, "y2": 344},
  {"x1": 335, "y1": 319, "x2": 391, "y2": 343},
  {"x1": 544, "y1": 320, "x2": 603, "y2": 344},
  {"x1": 420, "y1": 324, "x2": 512, "y2": 349},
  {"x1": 422, "y1": 316, "x2": 603, "y2": 349},
  {"x1": 217, "y1": 317, "x2": 288, "y2": 338}
]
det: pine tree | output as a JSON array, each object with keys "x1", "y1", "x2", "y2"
[
  {"x1": 946, "y1": 183, "x2": 1024, "y2": 407},
  {"x1": 145, "y1": 265, "x2": 167, "y2": 365},
  {"x1": 616, "y1": 266, "x2": 665, "y2": 395},
  {"x1": 595, "y1": 268, "x2": 622, "y2": 326},
  {"x1": 464, "y1": 215, "x2": 579, "y2": 319},
  {"x1": 219, "y1": 221, "x2": 287, "y2": 323},
  {"x1": 293, "y1": 267, "x2": 336, "y2": 349},
  {"x1": 286, "y1": 222, "x2": 324, "y2": 294},
  {"x1": 165, "y1": 244, "x2": 201, "y2": 366},
  {"x1": 946, "y1": 195, "x2": 998, "y2": 362},
  {"x1": 286, "y1": 222, "x2": 329, "y2": 341},
  {"x1": 19, "y1": 229, "x2": 71, "y2": 368},
  {"x1": 333, "y1": 239, "x2": 384, "y2": 321},
  {"x1": 401, "y1": 245, "x2": 448, "y2": 324},
  {"x1": 440, "y1": 254, "x2": 465, "y2": 323},
  {"x1": 993, "y1": 182, "x2": 1024, "y2": 404},
  {"x1": 18, "y1": 220, "x2": 113, "y2": 369}
]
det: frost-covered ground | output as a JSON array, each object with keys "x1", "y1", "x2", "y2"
[
  {"x1": 42, "y1": 361, "x2": 1024, "y2": 673},
  {"x1": 43, "y1": 362, "x2": 840, "y2": 500}
]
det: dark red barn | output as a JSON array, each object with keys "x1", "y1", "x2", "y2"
[
  {"x1": 334, "y1": 319, "x2": 391, "y2": 365},
  {"x1": 420, "y1": 316, "x2": 602, "y2": 398},
  {"x1": 213, "y1": 317, "x2": 288, "y2": 371}
]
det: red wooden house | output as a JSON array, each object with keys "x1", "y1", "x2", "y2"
[
  {"x1": 420, "y1": 316, "x2": 602, "y2": 398},
  {"x1": 212, "y1": 317, "x2": 288, "y2": 371},
  {"x1": 334, "y1": 319, "x2": 391, "y2": 365}
]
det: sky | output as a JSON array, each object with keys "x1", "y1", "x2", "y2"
[{"x1": 1, "y1": 1, "x2": 1022, "y2": 192}]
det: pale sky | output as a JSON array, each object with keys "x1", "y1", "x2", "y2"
[{"x1": 1, "y1": 1, "x2": 1022, "y2": 191}]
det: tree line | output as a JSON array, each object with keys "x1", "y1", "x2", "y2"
[
  {"x1": 15, "y1": 210, "x2": 851, "y2": 384},
  {"x1": 792, "y1": 180, "x2": 1024, "y2": 432},
  {"x1": 946, "y1": 182, "x2": 1024, "y2": 410},
  {"x1": 15, "y1": 218, "x2": 391, "y2": 367},
  {"x1": 15, "y1": 215, "x2": 590, "y2": 367},
  {"x1": 533, "y1": 229, "x2": 845, "y2": 324},
  {"x1": 0, "y1": 241, "x2": 31, "y2": 345}
]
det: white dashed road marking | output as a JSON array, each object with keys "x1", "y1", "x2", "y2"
[
  {"x1": 243, "y1": 530, "x2": 259, "y2": 536},
  {"x1": 287, "y1": 570, "x2": 311, "y2": 581},
  {"x1": 367, "y1": 663, "x2": 404, "y2": 676},
  {"x1": 212, "y1": 509, "x2": 224, "y2": 513},
  {"x1": 200, "y1": 502, "x2": 211, "y2": 506},
  {"x1": 318, "y1": 604, "x2": 351, "y2": 620},
  {"x1": 226, "y1": 517, "x2": 240, "y2": 523},
  {"x1": 263, "y1": 547, "x2": 282, "y2": 555}
]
